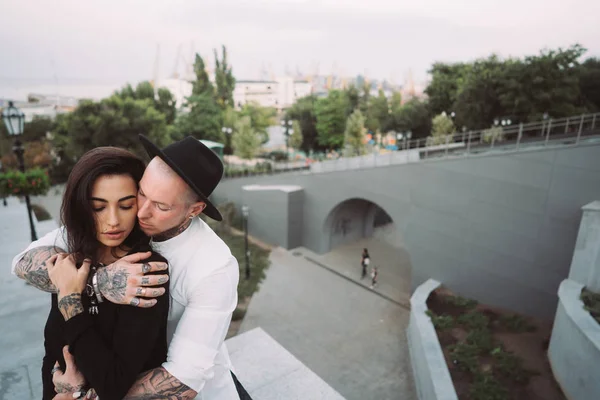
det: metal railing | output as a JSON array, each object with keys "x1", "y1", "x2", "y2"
[{"x1": 223, "y1": 112, "x2": 600, "y2": 179}]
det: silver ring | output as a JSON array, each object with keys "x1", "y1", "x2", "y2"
[
  {"x1": 51, "y1": 366, "x2": 61, "y2": 375},
  {"x1": 142, "y1": 263, "x2": 151, "y2": 274},
  {"x1": 131, "y1": 297, "x2": 140, "y2": 307}
]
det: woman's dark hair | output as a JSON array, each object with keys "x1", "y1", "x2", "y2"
[{"x1": 61, "y1": 147, "x2": 148, "y2": 264}]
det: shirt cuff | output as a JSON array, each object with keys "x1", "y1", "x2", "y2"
[{"x1": 63, "y1": 311, "x2": 94, "y2": 349}]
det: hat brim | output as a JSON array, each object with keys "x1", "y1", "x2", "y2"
[{"x1": 139, "y1": 135, "x2": 223, "y2": 221}]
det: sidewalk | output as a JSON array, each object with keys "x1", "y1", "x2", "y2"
[{"x1": 0, "y1": 197, "x2": 58, "y2": 399}]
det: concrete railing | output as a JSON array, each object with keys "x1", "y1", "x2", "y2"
[
  {"x1": 407, "y1": 279, "x2": 458, "y2": 400},
  {"x1": 548, "y1": 279, "x2": 600, "y2": 400}
]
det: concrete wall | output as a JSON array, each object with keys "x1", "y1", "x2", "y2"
[
  {"x1": 548, "y1": 279, "x2": 600, "y2": 400},
  {"x1": 407, "y1": 279, "x2": 458, "y2": 400},
  {"x1": 213, "y1": 143, "x2": 600, "y2": 318},
  {"x1": 240, "y1": 185, "x2": 304, "y2": 250}
]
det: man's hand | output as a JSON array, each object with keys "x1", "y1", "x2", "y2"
[
  {"x1": 48, "y1": 255, "x2": 90, "y2": 321},
  {"x1": 97, "y1": 252, "x2": 169, "y2": 308},
  {"x1": 14, "y1": 246, "x2": 62, "y2": 292},
  {"x1": 52, "y1": 346, "x2": 86, "y2": 394}
]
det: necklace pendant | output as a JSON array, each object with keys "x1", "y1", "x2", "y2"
[{"x1": 89, "y1": 305, "x2": 98, "y2": 315}]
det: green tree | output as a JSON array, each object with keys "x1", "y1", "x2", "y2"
[
  {"x1": 289, "y1": 120, "x2": 303, "y2": 149},
  {"x1": 579, "y1": 57, "x2": 600, "y2": 111},
  {"x1": 23, "y1": 116, "x2": 54, "y2": 142},
  {"x1": 214, "y1": 45, "x2": 236, "y2": 110},
  {"x1": 50, "y1": 96, "x2": 170, "y2": 182},
  {"x1": 156, "y1": 87, "x2": 177, "y2": 124},
  {"x1": 425, "y1": 62, "x2": 470, "y2": 116},
  {"x1": 391, "y1": 98, "x2": 431, "y2": 140},
  {"x1": 286, "y1": 95, "x2": 322, "y2": 153},
  {"x1": 232, "y1": 116, "x2": 261, "y2": 159},
  {"x1": 192, "y1": 53, "x2": 214, "y2": 96},
  {"x1": 174, "y1": 93, "x2": 223, "y2": 143},
  {"x1": 366, "y1": 89, "x2": 390, "y2": 133},
  {"x1": 344, "y1": 109, "x2": 367, "y2": 155},
  {"x1": 315, "y1": 90, "x2": 349, "y2": 149},
  {"x1": 222, "y1": 106, "x2": 238, "y2": 154},
  {"x1": 239, "y1": 102, "x2": 276, "y2": 145},
  {"x1": 428, "y1": 112, "x2": 456, "y2": 145}
]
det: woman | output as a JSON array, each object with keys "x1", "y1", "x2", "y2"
[{"x1": 42, "y1": 147, "x2": 170, "y2": 399}]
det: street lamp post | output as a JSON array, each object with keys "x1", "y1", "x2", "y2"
[
  {"x1": 221, "y1": 126, "x2": 233, "y2": 154},
  {"x1": 281, "y1": 118, "x2": 293, "y2": 165},
  {"x1": 2, "y1": 101, "x2": 38, "y2": 241},
  {"x1": 241, "y1": 205, "x2": 250, "y2": 280}
]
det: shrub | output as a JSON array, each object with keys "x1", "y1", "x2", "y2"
[
  {"x1": 0, "y1": 168, "x2": 51, "y2": 197},
  {"x1": 426, "y1": 310, "x2": 455, "y2": 331},
  {"x1": 232, "y1": 307, "x2": 247, "y2": 321},
  {"x1": 466, "y1": 328, "x2": 495, "y2": 353},
  {"x1": 444, "y1": 295, "x2": 478, "y2": 310},
  {"x1": 581, "y1": 288, "x2": 600, "y2": 324},
  {"x1": 492, "y1": 348, "x2": 535, "y2": 384},
  {"x1": 458, "y1": 310, "x2": 489, "y2": 330},
  {"x1": 497, "y1": 314, "x2": 536, "y2": 333},
  {"x1": 449, "y1": 342, "x2": 480, "y2": 373},
  {"x1": 469, "y1": 372, "x2": 509, "y2": 400}
]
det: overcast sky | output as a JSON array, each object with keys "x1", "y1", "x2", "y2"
[{"x1": 1, "y1": 0, "x2": 599, "y2": 89}]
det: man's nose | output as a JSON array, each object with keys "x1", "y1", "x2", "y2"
[{"x1": 137, "y1": 198, "x2": 150, "y2": 219}]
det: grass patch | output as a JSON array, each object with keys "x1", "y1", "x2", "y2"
[
  {"x1": 581, "y1": 288, "x2": 600, "y2": 324},
  {"x1": 449, "y1": 342, "x2": 480, "y2": 373},
  {"x1": 492, "y1": 347, "x2": 535, "y2": 384},
  {"x1": 31, "y1": 204, "x2": 52, "y2": 221}
]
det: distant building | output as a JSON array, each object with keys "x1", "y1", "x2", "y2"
[
  {"x1": 0, "y1": 94, "x2": 77, "y2": 122},
  {"x1": 234, "y1": 78, "x2": 313, "y2": 111}
]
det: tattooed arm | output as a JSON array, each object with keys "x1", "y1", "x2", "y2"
[
  {"x1": 14, "y1": 245, "x2": 62, "y2": 293},
  {"x1": 124, "y1": 367, "x2": 197, "y2": 399}
]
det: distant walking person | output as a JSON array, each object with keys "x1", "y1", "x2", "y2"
[
  {"x1": 361, "y1": 248, "x2": 370, "y2": 280},
  {"x1": 370, "y1": 266, "x2": 379, "y2": 289}
]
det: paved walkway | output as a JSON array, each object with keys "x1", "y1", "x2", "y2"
[
  {"x1": 0, "y1": 198, "x2": 58, "y2": 399},
  {"x1": 240, "y1": 247, "x2": 417, "y2": 400},
  {"x1": 293, "y1": 237, "x2": 412, "y2": 308}
]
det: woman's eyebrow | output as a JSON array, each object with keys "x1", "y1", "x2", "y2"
[{"x1": 91, "y1": 195, "x2": 136, "y2": 203}]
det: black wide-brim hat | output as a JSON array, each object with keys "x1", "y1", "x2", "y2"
[{"x1": 139, "y1": 134, "x2": 223, "y2": 221}]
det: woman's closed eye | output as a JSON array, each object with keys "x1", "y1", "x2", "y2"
[{"x1": 93, "y1": 205, "x2": 135, "y2": 212}]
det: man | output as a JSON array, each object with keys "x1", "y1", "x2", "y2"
[{"x1": 12, "y1": 135, "x2": 245, "y2": 399}]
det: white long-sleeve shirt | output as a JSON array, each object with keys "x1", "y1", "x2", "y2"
[{"x1": 12, "y1": 217, "x2": 240, "y2": 399}]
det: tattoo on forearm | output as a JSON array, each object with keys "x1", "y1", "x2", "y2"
[
  {"x1": 124, "y1": 367, "x2": 196, "y2": 399},
  {"x1": 55, "y1": 381, "x2": 84, "y2": 394},
  {"x1": 97, "y1": 265, "x2": 129, "y2": 303},
  {"x1": 57, "y1": 293, "x2": 84, "y2": 321},
  {"x1": 14, "y1": 246, "x2": 61, "y2": 293},
  {"x1": 152, "y1": 218, "x2": 192, "y2": 242}
]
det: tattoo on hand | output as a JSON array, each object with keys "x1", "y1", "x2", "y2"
[
  {"x1": 142, "y1": 277, "x2": 150, "y2": 285},
  {"x1": 158, "y1": 277, "x2": 168, "y2": 284},
  {"x1": 54, "y1": 382, "x2": 84, "y2": 394},
  {"x1": 57, "y1": 293, "x2": 84, "y2": 321},
  {"x1": 124, "y1": 367, "x2": 196, "y2": 399},
  {"x1": 15, "y1": 246, "x2": 61, "y2": 293},
  {"x1": 152, "y1": 289, "x2": 161, "y2": 296},
  {"x1": 97, "y1": 264, "x2": 129, "y2": 303}
]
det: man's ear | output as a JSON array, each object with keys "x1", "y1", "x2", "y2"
[{"x1": 190, "y1": 201, "x2": 206, "y2": 218}]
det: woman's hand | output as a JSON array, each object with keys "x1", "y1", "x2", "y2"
[
  {"x1": 48, "y1": 254, "x2": 90, "y2": 296},
  {"x1": 48, "y1": 254, "x2": 91, "y2": 321}
]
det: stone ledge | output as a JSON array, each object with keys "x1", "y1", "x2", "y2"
[
  {"x1": 548, "y1": 279, "x2": 600, "y2": 400},
  {"x1": 226, "y1": 327, "x2": 346, "y2": 400},
  {"x1": 407, "y1": 279, "x2": 459, "y2": 400}
]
